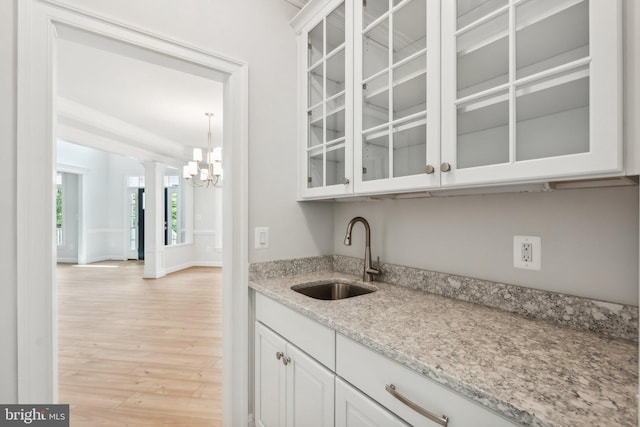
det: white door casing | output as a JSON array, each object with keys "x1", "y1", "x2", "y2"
[{"x1": 17, "y1": 1, "x2": 249, "y2": 426}]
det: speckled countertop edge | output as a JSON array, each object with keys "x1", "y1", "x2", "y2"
[{"x1": 249, "y1": 271, "x2": 638, "y2": 427}]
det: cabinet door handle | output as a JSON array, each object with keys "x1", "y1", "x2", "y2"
[
  {"x1": 440, "y1": 162, "x2": 451, "y2": 173},
  {"x1": 276, "y1": 351, "x2": 284, "y2": 360},
  {"x1": 282, "y1": 356, "x2": 291, "y2": 366},
  {"x1": 385, "y1": 384, "x2": 448, "y2": 427},
  {"x1": 342, "y1": 177, "x2": 350, "y2": 185},
  {"x1": 425, "y1": 164, "x2": 435, "y2": 174}
]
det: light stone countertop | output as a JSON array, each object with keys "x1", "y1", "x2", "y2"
[{"x1": 249, "y1": 271, "x2": 638, "y2": 427}]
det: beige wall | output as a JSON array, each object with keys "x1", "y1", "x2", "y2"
[{"x1": 334, "y1": 186, "x2": 639, "y2": 305}]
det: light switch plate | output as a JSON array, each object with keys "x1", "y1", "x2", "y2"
[
  {"x1": 513, "y1": 235, "x2": 541, "y2": 270},
  {"x1": 255, "y1": 227, "x2": 269, "y2": 249}
]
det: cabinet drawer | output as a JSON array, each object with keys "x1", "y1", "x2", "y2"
[
  {"x1": 256, "y1": 293, "x2": 335, "y2": 370},
  {"x1": 336, "y1": 334, "x2": 518, "y2": 427}
]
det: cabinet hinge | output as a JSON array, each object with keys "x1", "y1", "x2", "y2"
[
  {"x1": 362, "y1": 83, "x2": 367, "y2": 90},
  {"x1": 307, "y1": 177, "x2": 312, "y2": 183},
  {"x1": 362, "y1": 167, "x2": 367, "y2": 174},
  {"x1": 308, "y1": 110, "x2": 312, "y2": 116},
  {"x1": 308, "y1": 42, "x2": 312, "y2": 50},
  {"x1": 363, "y1": 0, "x2": 367, "y2": 7}
]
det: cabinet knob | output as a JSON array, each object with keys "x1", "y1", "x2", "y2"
[
  {"x1": 282, "y1": 356, "x2": 291, "y2": 366},
  {"x1": 425, "y1": 164, "x2": 435, "y2": 174},
  {"x1": 342, "y1": 177, "x2": 350, "y2": 185},
  {"x1": 276, "y1": 351, "x2": 284, "y2": 360},
  {"x1": 440, "y1": 162, "x2": 451, "y2": 173}
]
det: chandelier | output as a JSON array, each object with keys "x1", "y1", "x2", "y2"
[{"x1": 182, "y1": 112, "x2": 223, "y2": 188}]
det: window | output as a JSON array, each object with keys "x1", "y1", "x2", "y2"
[
  {"x1": 129, "y1": 191, "x2": 137, "y2": 251},
  {"x1": 56, "y1": 173, "x2": 64, "y2": 247},
  {"x1": 164, "y1": 167, "x2": 184, "y2": 246}
]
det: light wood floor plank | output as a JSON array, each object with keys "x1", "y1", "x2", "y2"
[{"x1": 57, "y1": 261, "x2": 222, "y2": 426}]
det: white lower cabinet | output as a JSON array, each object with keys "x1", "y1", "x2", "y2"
[
  {"x1": 336, "y1": 378, "x2": 410, "y2": 427},
  {"x1": 255, "y1": 321, "x2": 334, "y2": 427},
  {"x1": 336, "y1": 334, "x2": 518, "y2": 427},
  {"x1": 254, "y1": 294, "x2": 520, "y2": 427}
]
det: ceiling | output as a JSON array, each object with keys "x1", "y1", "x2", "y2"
[{"x1": 56, "y1": 28, "x2": 224, "y2": 163}]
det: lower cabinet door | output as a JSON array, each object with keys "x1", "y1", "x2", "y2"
[
  {"x1": 336, "y1": 378, "x2": 410, "y2": 427},
  {"x1": 255, "y1": 322, "x2": 287, "y2": 427},
  {"x1": 286, "y1": 344, "x2": 335, "y2": 427}
]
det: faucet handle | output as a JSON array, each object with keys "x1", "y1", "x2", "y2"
[{"x1": 367, "y1": 257, "x2": 382, "y2": 276}]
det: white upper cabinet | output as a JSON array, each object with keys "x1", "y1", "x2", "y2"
[
  {"x1": 440, "y1": 0, "x2": 622, "y2": 187},
  {"x1": 295, "y1": 0, "x2": 354, "y2": 199},
  {"x1": 354, "y1": 0, "x2": 441, "y2": 193},
  {"x1": 293, "y1": 0, "x2": 622, "y2": 199}
]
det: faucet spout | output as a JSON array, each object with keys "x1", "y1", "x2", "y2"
[{"x1": 344, "y1": 217, "x2": 380, "y2": 282}]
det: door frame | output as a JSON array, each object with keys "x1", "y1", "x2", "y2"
[{"x1": 17, "y1": 1, "x2": 249, "y2": 426}]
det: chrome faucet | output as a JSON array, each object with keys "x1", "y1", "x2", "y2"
[{"x1": 344, "y1": 217, "x2": 381, "y2": 282}]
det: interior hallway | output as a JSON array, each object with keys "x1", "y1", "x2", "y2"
[{"x1": 57, "y1": 261, "x2": 222, "y2": 426}]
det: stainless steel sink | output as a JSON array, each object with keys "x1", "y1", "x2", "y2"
[{"x1": 291, "y1": 280, "x2": 376, "y2": 300}]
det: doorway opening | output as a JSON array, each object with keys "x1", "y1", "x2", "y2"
[
  {"x1": 18, "y1": 2, "x2": 249, "y2": 425},
  {"x1": 54, "y1": 34, "x2": 224, "y2": 417}
]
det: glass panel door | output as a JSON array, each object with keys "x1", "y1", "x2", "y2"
[
  {"x1": 359, "y1": 0, "x2": 429, "y2": 185},
  {"x1": 449, "y1": 0, "x2": 591, "y2": 177},
  {"x1": 306, "y1": 3, "x2": 348, "y2": 190}
]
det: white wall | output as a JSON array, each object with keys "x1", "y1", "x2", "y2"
[
  {"x1": 50, "y1": 0, "x2": 335, "y2": 264},
  {"x1": 0, "y1": 0, "x2": 18, "y2": 404}
]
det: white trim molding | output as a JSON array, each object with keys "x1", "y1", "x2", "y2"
[{"x1": 17, "y1": 2, "x2": 249, "y2": 426}]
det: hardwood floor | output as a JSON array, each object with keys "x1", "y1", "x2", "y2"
[{"x1": 57, "y1": 261, "x2": 222, "y2": 426}]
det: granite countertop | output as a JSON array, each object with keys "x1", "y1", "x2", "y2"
[{"x1": 249, "y1": 271, "x2": 638, "y2": 427}]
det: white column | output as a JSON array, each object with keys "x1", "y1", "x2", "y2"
[{"x1": 143, "y1": 160, "x2": 165, "y2": 279}]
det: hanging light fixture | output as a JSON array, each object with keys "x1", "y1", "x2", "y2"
[{"x1": 183, "y1": 112, "x2": 223, "y2": 188}]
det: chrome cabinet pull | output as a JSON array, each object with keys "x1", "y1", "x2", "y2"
[
  {"x1": 440, "y1": 162, "x2": 451, "y2": 172},
  {"x1": 276, "y1": 352, "x2": 284, "y2": 360},
  {"x1": 282, "y1": 356, "x2": 291, "y2": 366},
  {"x1": 425, "y1": 164, "x2": 435, "y2": 174},
  {"x1": 385, "y1": 384, "x2": 448, "y2": 427}
]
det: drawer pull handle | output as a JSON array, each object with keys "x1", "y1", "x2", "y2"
[
  {"x1": 276, "y1": 352, "x2": 284, "y2": 360},
  {"x1": 385, "y1": 384, "x2": 449, "y2": 427}
]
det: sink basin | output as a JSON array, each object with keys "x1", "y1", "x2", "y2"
[{"x1": 291, "y1": 280, "x2": 376, "y2": 300}]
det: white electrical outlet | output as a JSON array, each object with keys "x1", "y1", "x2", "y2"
[{"x1": 513, "y1": 236, "x2": 541, "y2": 270}]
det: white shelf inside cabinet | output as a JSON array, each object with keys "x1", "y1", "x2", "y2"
[
  {"x1": 325, "y1": 45, "x2": 346, "y2": 87},
  {"x1": 364, "y1": 68, "x2": 426, "y2": 105},
  {"x1": 326, "y1": 7, "x2": 346, "y2": 52},
  {"x1": 457, "y1": 0, "x2": 585, "y2": 55},
  {"x1": 309, "y1": 103, "x2": 346, "y2": 127},
  {"x1": 457, "y1": 0, "x2": 507, "y2": 29},
  {"x1": 363, "y1": 116, "x2": 427, "y2": 149},
  {"x1": 516, "y1": 0, "x2": 588, "y2": 78},
  {"x1": 458, "y1": 64, "x2": 589, "y2": 116}
]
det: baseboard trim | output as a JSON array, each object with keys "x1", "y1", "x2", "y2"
[{"x1": 163, "y1": 261, "x2": 223, "y2": 276}]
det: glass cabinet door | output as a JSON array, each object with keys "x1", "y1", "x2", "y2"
[
  {"x1": 441, "y1": 0, "x2": 622, "y2": 186},
  {"x1": 302, "y1": 1, "x2": 353, "y2": 197},
  {"x1": 355, "y1": 0, "x2": 440, "y2": 193}
]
